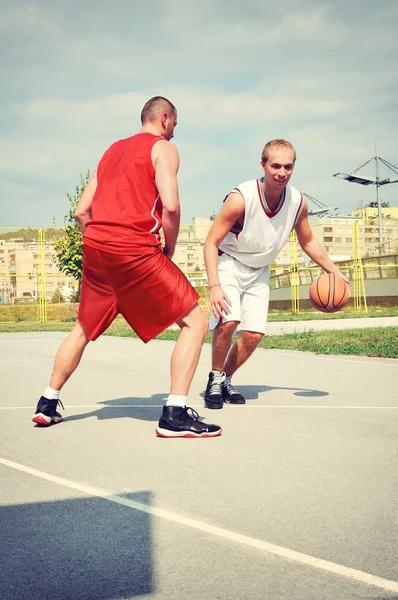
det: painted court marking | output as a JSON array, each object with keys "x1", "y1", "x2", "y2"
[
  {"x1": 1, "y1": 405, "x2": 398, "y2": 411},
  {"x1": 1, "y1": 457, "x2": 398, "y2": 594}
]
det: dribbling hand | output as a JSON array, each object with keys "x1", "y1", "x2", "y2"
[{"x1": 210, "y1": 285, "x2": 231, "y2": 319}]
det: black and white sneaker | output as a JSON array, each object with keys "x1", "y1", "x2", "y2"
[
  {"x1": 156, "y1": 406, "x2": 222, "y2": 438},
  {"x1": 222, "y1": 376, "x2": 246, "y2": 405},
  {"x1": 204, "y1": 371, "x2": 225, "y2": 409},
  {"x1": 32, "y1": 397, "x2": 64, "y2": 426}
]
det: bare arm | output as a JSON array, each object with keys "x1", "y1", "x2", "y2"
[
  {"x1": 204, "y1": 192, "x2": 245, "y2": 317},
  {"x1": 75, "y1": 169, "x2": 98, "y2": 234},
  {"x1": 295, "y1": 203, "x2": 349, "y2": 282},
  {"x1": 153, "y1": 141, "x2": 180, "y2": 258}
]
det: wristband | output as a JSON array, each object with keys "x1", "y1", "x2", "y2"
[{"x1": 208, "y1": 283, "x2": 221, "y2": 289}]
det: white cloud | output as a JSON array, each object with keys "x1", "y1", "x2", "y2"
[{"x1": 0, "y1": 0, "x2": 397, "y2": 226}]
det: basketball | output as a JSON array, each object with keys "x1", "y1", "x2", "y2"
[{"x1": 309, "y1": 273, "x2": 350, "y2": 313}]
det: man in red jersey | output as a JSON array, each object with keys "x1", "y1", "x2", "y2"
[{"x1": 32, "y1": 96, "x2": 221, "y2": 438}]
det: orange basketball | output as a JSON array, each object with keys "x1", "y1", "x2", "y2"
[{"x1": 309, "y1": 273, "x2": 350, "y2": 313}]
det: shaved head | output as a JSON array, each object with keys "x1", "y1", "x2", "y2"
[{"x1": 141, "y1": 96, "x2": 177, "y2": 124}]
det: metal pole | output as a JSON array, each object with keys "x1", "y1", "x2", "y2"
[{"x1": 374, "y1": 147, "x2": 384, "y2": 254}]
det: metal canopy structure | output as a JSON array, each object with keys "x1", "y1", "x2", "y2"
[
  {"x1": 333, "y1": 151, "x2": 398, "y2": 253},
  {"x1": 303, "y1": 192, "x2": 339, "y2": 219}
]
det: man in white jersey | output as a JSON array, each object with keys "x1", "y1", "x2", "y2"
[{"x1": 203, "y1": 139, "x2": 348, "y2": 409}]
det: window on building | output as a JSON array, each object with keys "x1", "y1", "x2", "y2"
[
  {"x1": 345, "y1": 237, "x2": 352, "y2": 243},
  {"x1": 335, "y1": 237, "x2": 342, "y2": 243},
  {"x1": 324, "y1": 227, "x2": 333, "y2": 232},
  {"x1": 335, "y1": 247, "x2": 342, "y2": 252},
  {"x1": 324, "y1": 237, "x2": 333, "y2": 242},
  {"x1": 346, "y1": 247, "x2": 352, "y2": 252}
]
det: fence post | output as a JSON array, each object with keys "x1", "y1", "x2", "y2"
[
  {"x1": 290, "y1": 230, "x2": 299, "y2": 313},
  {"x1": 352, "y1": 222, "x2": 367, "y2": 313},
  {"x1": 38, "y1": 229, "x2": 48, "y2": 323}
]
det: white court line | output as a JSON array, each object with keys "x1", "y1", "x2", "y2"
[
  {"x1": 1, "y1": 457, "x2": 398, "y2": 594},
  {"x1": 1, "y1": 405, "x2": 398, "y2": 410}
]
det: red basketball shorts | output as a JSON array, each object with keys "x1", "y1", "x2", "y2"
[{"x1": 78, "y1": 245, "x2": 200, "y2": 343}]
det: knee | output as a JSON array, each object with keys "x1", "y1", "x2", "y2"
[
  {"x1": 181, "y1": 306, "x2": 208, "y2": 340},
  {"x1": 243, "y1": 331, "x2": 263, "y2": 347},
  {"x1": 74, "y1": 321, "x2": 90, "y2": 344},
  {"x1": 216, "y1": 320, "x2": 239, "y2": 339},
  {"x1": 197, "y1": 311, "x2": 209, "y2": 340}
]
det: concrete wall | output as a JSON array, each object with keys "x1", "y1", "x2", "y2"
[{"x1": 269, "y1": 278, "x2": 398, "y2": 309}]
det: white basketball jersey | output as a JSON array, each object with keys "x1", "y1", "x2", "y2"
[{"x1": 218, "y1": 179, "x2": 305, "y2": 268}]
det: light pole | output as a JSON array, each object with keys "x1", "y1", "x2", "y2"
[{"x1": 333, "y1": 151, "x2": 398, "y2": 255}]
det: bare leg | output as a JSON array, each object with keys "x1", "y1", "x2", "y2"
[
  {"x1": 49, "y1": 321, "x2": 90, "y2": 389},
  {"x1": 170, "y1": 304, "x2": 208, "y2": 396},
  {"x1": 223, "y1": 330, "x2": 263, "y2": 376},
  {"x1": 211, "y1": 321, "x2": 240, "y2": 371}
]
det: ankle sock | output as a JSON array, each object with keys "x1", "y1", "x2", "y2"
[
  {"x1": 211, "y1": 370, "x2": 225, "y2": 380},
  {"x1": 165, "y1": 394, "x2": 187, "y2": 408},
  {"x1": 43, "y1": 386, "x2": 60, "y2": 401}
]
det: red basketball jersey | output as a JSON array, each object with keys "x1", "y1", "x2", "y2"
[{"x1": 84, "y1": 132, "x2": 165, "y2": 255}]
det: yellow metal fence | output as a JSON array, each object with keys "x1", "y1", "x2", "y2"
[{"x1": 1, "y1": 227, "x2": 397, "y2": 322}]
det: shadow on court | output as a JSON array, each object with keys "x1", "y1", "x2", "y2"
[
  {"x1": 60, "y1": 384, "x2": 329, "y2": 425},
  {"x1": 0, "y1": 492, "x2": 153, "y2": 600},
  {"x1": 200, "y1": 384, "x2": 329, "y2": 400},
  {"x1": 62, "y1": 393, "x2": 167, "y2": 423}
]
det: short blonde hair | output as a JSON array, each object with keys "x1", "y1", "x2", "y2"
[{"x1": 261, "y1": 139, "x2": 296, "y2": 164}]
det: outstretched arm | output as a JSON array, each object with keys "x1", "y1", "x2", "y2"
[
  {"x1": 75, "y1": 169, "x2": 98, "y2": 234},
  {"x1": 153, "y1": 141, "x2": 180, "y2": 258},
  {"x1": 295, "y1": 203, "x2": 349, "y2": 282},
  {"x1": 204, "y1": 192, "x2": 245, "y2": 318}
]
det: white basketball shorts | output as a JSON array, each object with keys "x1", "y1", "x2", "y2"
[{"x1": 209, "y1": 253, "x2": 270, "y2": 334}]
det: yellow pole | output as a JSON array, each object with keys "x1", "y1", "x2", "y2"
[
  {"x1": 352, "y1": 221, "x2": 368, "y2": 313},
  {"x1": 38, "y1": 229, "x2": 47, "y2": 323},
  {"x1": 290, "y1": 230, "x2": 299, "y2": 314}
]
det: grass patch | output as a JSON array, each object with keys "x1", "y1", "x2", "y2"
[
  {"x1": 0, "y1": 319, "x2": 396, "y2": 358},
  {"x1": 0, "y1": 303, "x2": 397, "y2": 325},
  {"x1": 257, "y1": 327, "x2": 398, "y2": 358}
]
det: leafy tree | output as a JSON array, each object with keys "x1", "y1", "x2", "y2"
[
  {"x1": 51, "y1": 288, "x2": 64, "y2": 303},
  {"x1": 53, "y1": 172, "x2": 90, "y2": 285}
]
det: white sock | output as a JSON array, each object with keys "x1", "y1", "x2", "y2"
[
  {"x1": 211, "y1": 370, "x2": 225, "y2": 381},
  {"x1": 43, "y1": 386, "x2": 60, "y2": 401},
  {"x1": 165, "y1": 394, "x2": 187, "y2": 408}
]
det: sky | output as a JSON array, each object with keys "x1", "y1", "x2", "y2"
[{"x1": 1, "y1": 0, "x2": 397, "y2": 228}]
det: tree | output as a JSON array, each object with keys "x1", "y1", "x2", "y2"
[
  {"x1": 53, "y1": 172, "x2": 90, "y2": 286},
  {"x1": 51, "y1": 288, "x2": 64, "y2": 304}
]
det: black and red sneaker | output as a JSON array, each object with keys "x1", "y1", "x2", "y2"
[
  {"x1": 32, "y1": 397, "x2": 64, "y2": 426},
  {"x1": 156, "y1": 406, "x2": 222, "y2": 438}
]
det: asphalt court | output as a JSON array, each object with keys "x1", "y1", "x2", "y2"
[{"x1": 1, "y1": 332, "x2": 398, "y2": 600}]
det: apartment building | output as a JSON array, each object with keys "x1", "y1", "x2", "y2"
[
  {"x1": 0, "y1": 239, "x2": 75, "y2": 303},
  {"x1": 275, "y1": 216, "x2": 398, "y2": 266},
  {"x1": 1, "y1": 207, "x2": 397, "y2": 302},
  {"x1": 172, "y1": 217, "x2": 212, "y2": 287}
]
